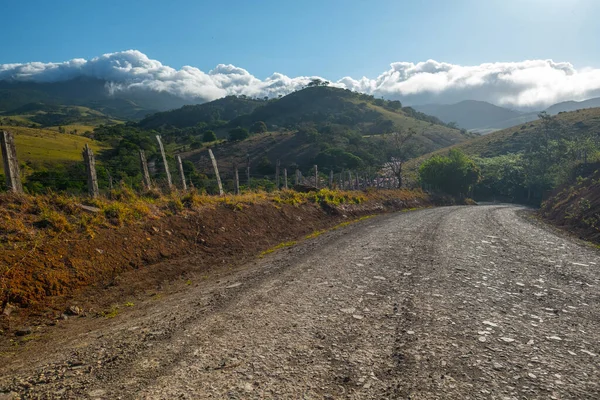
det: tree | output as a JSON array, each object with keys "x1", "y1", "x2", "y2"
[
  {"x1": 419, "y1": 149, "x2": 481, "y2": 196},
  {"x1": 228, "y1": 127, "x2": 250, "y2": 142},
  {"x1": 387, "y1": 100, "x2": 402, "y2": 110},
  {"x1": 387, "y1": 128, "x2": 417, "y2": 188},
  {"x1": 296, "y1": 126, "x2": 319, "y2": 142},
  {"x1": 250, "y1": 121, "x2": 267, "y2": 134},
  {"x1": 202, "y1": 130, "x2": 217, "y2": 142},
  {"x1": 306, "y1": 78, "x2": 330, "y2": 88}
]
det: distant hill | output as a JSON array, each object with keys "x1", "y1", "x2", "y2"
[
  {"x1": 413, "y1": 100, "x2": 523, "y2": 130},
  {"x1": 0, "y1": 77, "x2": 199, "y2": 120},
  {"x1": 1, "y1": 102, "x2": 120, "y2": 130},
  {"x1": 413, "y1": 97, "x2": 600, "y2": 133},
  {"x1": 545, "y1": 97, "x2": 600, "y2": 115}
]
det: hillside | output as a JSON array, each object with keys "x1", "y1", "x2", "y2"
[
  {"x1": 135, "y1": 87, "x2": 474, "y2": 178},
  {"x1": 413, "y1": 100, "x2": 523, "y2": 130},
  {"x1": 0, "y1": 126, "x2": 105, "y2": 174},
  {"x1": 138, "y1": 95, "x2": 265, "y2": 129},
  {"x1": 1, "y1": 102, "x2": 122, "y2": 133},
  {"x1": 226, "y1": 87, "x2": 461, "y2": 136},
  {"x1": 409, "y1": 107, "x2": 600, "y2": 160},
  {"x1": 540, "y1": 164, "x2": 600, "y2": 244},
  {"x1": 406, "y1": 107, "x2": 600, "y2": 206}
]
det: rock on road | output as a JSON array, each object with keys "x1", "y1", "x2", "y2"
[{"x1": 1, "y1": 205, "x2": 599, "y2": 399}]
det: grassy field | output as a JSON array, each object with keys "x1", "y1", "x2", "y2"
[{"x1": 0, "y1": 126, "x2": 106, "y2": 173}]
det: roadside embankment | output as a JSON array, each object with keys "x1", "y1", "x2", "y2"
[
  {"x1": 1, "y1": 188, "x2": 439, "y2": 334},
  {"x1": 539, "y1": 168, "x2": 600, "y2": 245}
]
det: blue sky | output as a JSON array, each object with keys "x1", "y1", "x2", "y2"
[{"x1": 3, "y1": 0, "x2": 599, "y2": 80}]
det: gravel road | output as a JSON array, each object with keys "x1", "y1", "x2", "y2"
[{"x1": 1, "y1": 205, "x2": 599, "y2": 399}]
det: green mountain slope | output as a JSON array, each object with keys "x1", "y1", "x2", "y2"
[
  {"x1": 228, "y1": 86, "x2": 463, "y2": 137},
  {"x1": 138, "y1": 95, "x2": 265, "y2": 129},
  {"x1": 410, "y1": 107, "x2": 600, "y2": 160}
]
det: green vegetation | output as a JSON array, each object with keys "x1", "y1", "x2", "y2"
[
  {"x1": 540, "y1": 166, "x2": 600, "y2": 244},
  {"x1": 138, "y1": 95, "x2": 264, "y2": 129},
  {"x1": 259, "y1": 241, "x2": 297, "y2": 257},
  {"x1": 410, "y1": 108, "x2": 600, "y2": 204},
  {"x1": 228, "y1": 126, "x2": 250, "y2": 141},
  {"x1": 202, "y1": 130, "x2": 217, "y2": 142},
  {"x1": 0, "y1": 125, "x2": 105, "y2": 176},
  {"x1": 419, "y1": 150, "x2": 481, "y2": 197},
  {"x1": 0, "y1": 86, "x2": 474, "y2": 196},
  {"x1": 250, "y1": 121, "x2": 267, "y2": 134}
]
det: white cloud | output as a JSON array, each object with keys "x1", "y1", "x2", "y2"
[{"x1": 2, "y1": 50, "x2": 600, "y2": 109}]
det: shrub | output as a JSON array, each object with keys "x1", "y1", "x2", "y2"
[
  {"x1": 250, "y1": 121, "x2": 267, "y2": 134},
  {"x1": 202, "y1": 130, "x2": 217, "y2": 142},
  {"x1": 228, "y1": 127, "x2": 250, "y2": 142},
  {"x1": 419, "y1": 149, "x2": 481, "y2": 196}
]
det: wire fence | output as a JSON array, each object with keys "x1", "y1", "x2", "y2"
[{"x1": 1, "y1": 130, "x2": 403, "y2": 198}]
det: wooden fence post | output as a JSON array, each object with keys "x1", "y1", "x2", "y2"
[
  {"x1": 106, "y1": 168, "x2": 114, "y2": 192},
  {"x1": 355, "y1": 171, "x2": 359, "y2": 190},
  {"x1": 246, "y1": 155, "x2": 251, "y2": 188},
  {"x1": 314, "y1": 165, "x2": 318, "y2": 189},
  {"x1": 82, "y1": 143, "x2": 99, "y2": 198},
  {"x1": 329, "y1": 170, "x2": 334, "y2": 188},
  {"x1": 295, "y1": 169, "x2": 300, "y2": 186},
  {"x1": 208, "y1": 148, "x2": 224, "y2": 196},
  {"x1": 284, "y1": 168, "x2": 288, "y2": 189},
  {"x1": 177, "y1": 155, "x2": 187, "y2": 191},
  {"x1": 348, "y1": 171, "x2": 352, "y2": 190},
  {"x1": 275, "y1": 159, "x2": 280, "y2": 190},
  {"x1": 156, "y1": 135, "x2": 172, "y2": 189},
  {"x1": 234, "y1": 163, "x2": 240, "y2": 195},
  {"x1": 139, "y1": 150, "x2": 152, "y2": 189},
  {"x1": 1, "y1": 130, "x2": 23, "y2": 193}
]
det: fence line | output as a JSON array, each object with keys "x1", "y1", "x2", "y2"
[{"x1": 0, "y1": 129, "x2": 413, "y2": 198}]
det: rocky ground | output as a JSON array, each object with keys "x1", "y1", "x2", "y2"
[{"x1": 0, "y1": 205, "x2": 598, "y2": 399}]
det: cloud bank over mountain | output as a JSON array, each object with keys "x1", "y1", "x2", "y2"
[{"x1": 2, "y1": 50, "x2": 600, "y2": 109}]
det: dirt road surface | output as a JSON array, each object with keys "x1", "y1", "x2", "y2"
[{"x1": 1, "y1": 205, "x2": 599, "y2": 399}]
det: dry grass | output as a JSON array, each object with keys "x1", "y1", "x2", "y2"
[{"x1": 0, "y1": 187, "x2": 429, "y2": 248}]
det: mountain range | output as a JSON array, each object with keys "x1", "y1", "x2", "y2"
[
  {"x1": 413, "y1": 97, "x2": 600, "y2": 133},
  {"x1": 2, "y1": 77, "x2": 600, "y2": 136}
]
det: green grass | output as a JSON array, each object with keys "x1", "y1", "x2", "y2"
[
  {"x1": 0, "y1": 126, "x2": 106, "y2": 173},
  {"x1": 259, "y1": 241, "x2": 297, "y2": 257}
]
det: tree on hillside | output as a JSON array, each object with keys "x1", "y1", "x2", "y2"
[
  {"x1": 521, "y1": 112, "x2": 569, "y2": 200},
  {"x1": 387, "y1": 100, "x2": 402, "y2": 111},
  {"x1": 202, "y1": 130, "x2": 217, "y2": 142},
  {"x1": 250, "y1": 121, "x2": 268, "y2": 134},
  {"x1": 306, "y1": 78, "x2": 330, "y2": 88},
  {"x1": 387, "y1": 128, "x2": 418, "y2": 188},
  {"x1": 296, "y1": 126, "x2": 319, "y2": 143},
  {"x1": 228, "y1": 127, "x2": 250, "y2": 142}
]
